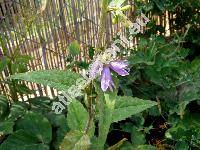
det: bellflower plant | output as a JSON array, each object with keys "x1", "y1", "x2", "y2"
[{"x1": 5, "y1": 1, "x2": 159, "y2": 149}]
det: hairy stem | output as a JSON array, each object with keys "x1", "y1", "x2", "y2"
[{"x1": 85, "y1": 95, "x2": 94, "y2": 134}]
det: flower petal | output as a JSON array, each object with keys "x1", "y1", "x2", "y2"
[
  {"x1": 110, "y1": 60, "x2": 128, "y2": 68},
  {"x1": 108, "y1": 79, "x2": 115, "y2": 91},
  {"x1": 88, "y1": 59, "x2": 103, "y2": 79},
  {"x1": 110, "y1": 60, "x2": 129, "y2": 76},
  {"x1": 101, "y1": 66, "x2": 115, "y2": 91},
  {"x1": 112, "y1": 68, "x2": 129, "y2": 76}
]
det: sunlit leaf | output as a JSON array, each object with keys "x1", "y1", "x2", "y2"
[
  {"x1": 60, "y1": 130, "x2": 90, "y2": 150},
  {"x1": 67, "y1": 100, "x2": 89, "y2": 132},
  {"x1": 10, "y1": 70, "x2": 81, "y2": 91}
]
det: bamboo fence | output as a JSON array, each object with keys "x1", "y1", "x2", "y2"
[{"x1": 0, "y1": 0, "x2": 174, "y2": 99}]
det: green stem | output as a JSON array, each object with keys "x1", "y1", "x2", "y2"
[
  {"x1": 97, "y1": 94, "x2": 115, "y2": 149},
  {"x1": 85, "y1": 96, "x2": 93, "y2": 134},
  {"x1": 97, "y1": 0, "x2": 110, "y2": 52}
]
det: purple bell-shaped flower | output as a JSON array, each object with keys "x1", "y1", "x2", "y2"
[{"x1": 101, "y1": 60, "x2": 129, "y2": 91}]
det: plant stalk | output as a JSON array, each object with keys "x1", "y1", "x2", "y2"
[
  {"x1": 85, "y1": 95, "x2": 94, "y2": 134},
  {"x1": 97, "y1": 0, "x2": 110, "y2": 52}
]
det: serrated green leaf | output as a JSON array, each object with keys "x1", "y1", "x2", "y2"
[
  {"x1": 60, "y1": 130, "x2": 90, "y2": 150},
  {"x1": 0, "y1": 121, "x2": 14, "y2": 135},
  {"x1": 10, "y1": 70, "x2": 81, "y2": 91},
  {"x1": 28, "y1": 97, "x2": 52, "y2": 113},
  {"x1": 67, "y1": 100, "x2": 89, "y2": 132},
  {"x1": 16, "y1": 83, "x2": 33, "y2": 94},
  {"x1": 0, "y1": 130, "x2": 49, "y2": 150},
  {"x1": 7, "y1": 102, "x2": 27, "y2": 121},
  {"x1": 0, "y1": 95, "x2": 9, "y2": 121},
  {"x1": 16, "y1": 112, "x2": 52, "y2": 144},
  {"x1": 112, "y1": 96, "x2": 157, "y2": 122}
]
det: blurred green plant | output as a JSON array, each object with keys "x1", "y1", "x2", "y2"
[{"x1": 0, "y1": 34, "x2": 33, "y2": 101}]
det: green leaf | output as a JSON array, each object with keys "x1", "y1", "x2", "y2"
[
  {"x1": 112, "y1": 96, "x2": 157, "y2": 122},
  {"x1": 10, "y1": 69, "x2": 81, "y2": 91},
  {"x1": 11, "y1": 55, "x2": 32, "y2": 73},
  {"x1": 175, "y1": 141, "x2": 189, "y2": 150},
  {"x1": 0, "y1": 130, "x2": 49, "y2": 150},
  {"x1": 131, "y1": 126, "x2": 145, "y2": 146},
  {"x1": 60, "y1": 130, "x2": 90, "y2": 150},
  {"x1": 0, "y1": 95, "x2": 9, "y2": 121},
  {"x1": 153, "y1": 0, "x2": 165, "y2": 11},
  {"x1": 68, "y1": 41, "x2": 80, "y2": 56},
  {"x1": 46, "y1": 113, "x2": 70, "y2": 149},
  {"x1": 0, "y1": 121, "x2": 14, "y2": 135},
  {"x1": 128, "y1": 44, "x2": 157, "y2": 66},
  {"x1": 166, "y1": 112, "x2": 200, "y2": 143},
  {"x1": 16, "y1": 83, "x2": 33, "y2": 94},
  {"x1": 76, "y1": 61, "x2": 89, "y2": 69},
  {"x1": 67, "y1": 100, "x2": 89, "y2": 132},
  {"x1": 89, "y1": 47, "x2": 95, "y2": 60},
  {"x1": 7, "y1": 102, "x2": 27, "y2": 121},
  {"x1": 16, "y1": 112, "x2": 52, "y2": 144},
  {"x1": 28, "y1": 97, "x2": 52, "y2": 113},
  {"x1": 0, "y1": 56, "x2": 8, "y2": 72}
]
